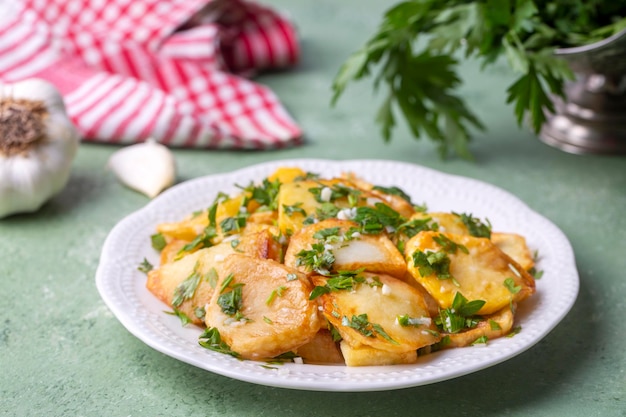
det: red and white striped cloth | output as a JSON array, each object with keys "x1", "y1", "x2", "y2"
[{"x1": 0, "y1": 0, "x2": 303, "y2": 149}]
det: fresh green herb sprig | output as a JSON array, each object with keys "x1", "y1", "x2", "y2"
[
  {"x1": 332, "y1": 0, "x2": 626, "y2": 159},
  {"x1": 435, "y1": 292, "x2": 486, "y2": 333},
  {"x1": 199, "y1": 327, "x2": 240, "y2": 358},
  {"x1": 342, "y1": 313, "x2": 399, "y2": 345},
  {"x1": 309, "y1": 269, "x2": 381, "y2": 300}
]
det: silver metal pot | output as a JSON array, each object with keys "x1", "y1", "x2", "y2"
[{"x1": 539, "y1": 29, "x2": 626, "y2": 154}]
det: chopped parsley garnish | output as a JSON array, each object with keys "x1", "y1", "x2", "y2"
[
  {"x1": 396, "y1": 217, "x2": 437, "y2": 239},
  {"x1": 454, "y1": 212, "x2": 492, "y2": 238},
  {"x1": 194, "y1": 306, "x2": 206, "y2": 320},
  {"x1": 198, "y1": 327, "x2": 240, "y2": 358},
  {"x1": 294, "y1": 171, "x2": 320, "y2": 181},
  {"x1": 165, "y1": 308, "x2": 193, "y2": 326},
  {"x1": 220, "y1": 214, "x2": 247, "y2": 236},
  {"x1": 489, "y1": 319, "x2": 502, "y2": 331},
  {"x1": 352, "y1": 203, "x2": 403, "y2": 234},
  {"x1": 177, "y1": 226, "x2": 217, "y2": 256},
  {"x1": 239, "y1": 178, "x2": 282, "y2": 211},
  {"x1": 266, "y1": 286, "x2": 287, "y2": 305},
  {"x1": 397, "y1": 314, "x2": 432, "y2": 328},
  {"x1": 137, "y1": 258, "x2": 153, "y2": 274},
  {"x1": 216, "y1": 273, "x2": 245, "y2": 318},
  {"x1": 308, "y1": 183, "x2": 362, "y2": 206},
  {"x1": 296, "y1": 243, "x2": 336, "y2": 275},
  {"x1": 412, "y1": 250, "x2": 455, "y2": 283},
  {"x1": 172, "y1": 264, "x2": 202, "y2": 308},
  {"x1": 283, "y1": 202, "x2": 307, "y2": 217},
  {"x1": 342, "y1": 314, "x2": 399, "y2": 345},
  {"x1": 150, "y1": 233, "x2": 167, "y2": 251},
  {"x1": 372, "y1": 185, "x2": 413, "y2": 204},
  {"x1": 504, "y1": 277, "x2": 522, "y2": 294},
  {"x1": 472, "y1": 336, "x2": 489, "y2": 345},
  {"x1": 435, "y1": 292, "x2": 485, "y2": 334},
  {"x1": 295, "y1": 227, "x2": 343, "y2": 275},
  {"x1": 530, "y1": 268, "x2": 544, "y2": 280},
  {"x1": 205, "y1": 267, "x2": 218, "y2": 289},
  {"x1": 411, "y1": 234, "x2": 468, "y2": 284},
  {"x1": 432, "y1": 233, "x2": 469, "y2": 254},
  {"x1": 309, "y1": 269, "x2": 374, "y2": 300}
]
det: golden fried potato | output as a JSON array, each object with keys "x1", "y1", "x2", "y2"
[
  {"x1": 284, "y1": 218, "x2": 406, "y2": 279},
  {"x1": 146, "y1": 245, "x2": 231, "y2": 325},
  {"x1": 340, "y1": 341, "x2": 418, "y2": 366},
  {"x1": 147, "y1": 229, "x2": 285, "y2": 324},
  {"x1": 312, "y1": 272, "x2": 440, "y2": 354},
  {"x1": 267, "y1": 166, "x2": 308, "y2": 184},
  {"x1": 445, "y1": 305, "x2": 515, "y2": 348},
  {"x1": 156, "y1": 210, "x2": 210, "y2": 241},
  {"x1": 491, "y1": 232, "x2": 535, "y2": 271},
  {"x1": 204, "y1": 254, "x2": 321, "y2": 360},
  {"x1": 405, "y1": 231, "x2": 535, "y2": 315},
  {"x1": 295, "y1": 330, "x2": 344, "y2": 364}
]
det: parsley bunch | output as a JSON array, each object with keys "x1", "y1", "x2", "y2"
[{"x1": 332, "y1": 0, "x2": 626, "y2": 159}]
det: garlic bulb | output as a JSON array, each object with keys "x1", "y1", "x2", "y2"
[
  {"x1": 0, "y1": 79, "x2": 80, "y2": 219},
  {"x1": 107, "y1": 139, "x2": 176, "y2": 198}
]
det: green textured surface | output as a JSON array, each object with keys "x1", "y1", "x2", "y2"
[{"x1": 1, "y1": 1, "x2": 625, "y2": 416}]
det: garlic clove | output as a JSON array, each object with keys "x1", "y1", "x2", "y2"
[{"x1": 107, "y1": 139, "x2": 176, "y2": 198}]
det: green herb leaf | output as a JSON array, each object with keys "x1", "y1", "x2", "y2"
[
  {"x1": 150, "y1": 233, "x2": 167, "y2": 251},
  {"x1": 435, "y1": 292, "x2": 485, "y2": 333},
  {"x1": 198, "y1": 327, "x2": 240, "y2": 358},
  {"x1": 137, "y1": 258, "x2": 153, "y2": 274},
  {"x1": 172, "y1": 266, "x2": 202, "y2": 308},
  {"x1": 165, "y1": 309, "x2": 193, "y2": 326},
  {"x1": 342, "y1": 313, "x2": 399, "y2": 345},
  {"x1": 453, "y1": 212, "x2": 492, "y2": 238}
]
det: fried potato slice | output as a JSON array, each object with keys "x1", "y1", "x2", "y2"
[
  {"x1": 283, "y1": 218, "x2": 406, "y2": 279},
  {"x1": 267, "y1": 166, "x2": 308, "y2": 184},
  {"x1": 312, "y1": 272, "x2": 441, "y2": 354},
  {"x1": 204, "y1": 254, "x2": 321, "y2": 360},
  {"x1": 404, "y1": 231, "x2": 535, "y2": 315},
  {"x1": 491, "y1": 232, "x2": 535, "y2": 271},
  {"x1": 295, "y1": 330, "x2": 344, "y2": 364},
  {"x1": 340, "y1": 341, "x2": 418, "y2": 366},
  {"x1": 445, "y1": 305, "x2": 515, "y2": 348},
  {"x1": 147, "y1": 229, "x2": 284, "y2": 324},
  {"x1": 146, "y1": 245, "x2": 230, "y2": 325}
]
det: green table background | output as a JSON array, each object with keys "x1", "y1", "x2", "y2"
[{"x1": 2, "y1": 1, "x2": 625, "y2": 416}]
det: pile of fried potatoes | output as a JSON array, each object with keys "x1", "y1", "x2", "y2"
[{"x1": 145, "y1": 167, "x2": 536, "y2": 366}]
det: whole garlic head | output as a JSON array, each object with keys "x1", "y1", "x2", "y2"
[{"x1": 0, "y1": 79, "x2": 80, "y2": 218}]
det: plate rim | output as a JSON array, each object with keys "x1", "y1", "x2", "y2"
[{"x1": 96, "y1": 158, "x2": 579, "y2": 392}]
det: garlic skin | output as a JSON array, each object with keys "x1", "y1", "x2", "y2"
[
  {"x1": 0, "y1": 79, "x2": 80, "y2": 219},
  {"x1": 107, "y1": 139, "x2": 176, "y2": 198}
]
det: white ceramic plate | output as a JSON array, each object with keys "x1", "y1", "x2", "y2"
[{"x1": 96, "y1": 159, "x2": 579, "y2": 392}]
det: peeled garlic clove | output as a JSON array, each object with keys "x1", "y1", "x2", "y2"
[{"x1": 107, "y1": 139, "x2": 176, "y2": 198}]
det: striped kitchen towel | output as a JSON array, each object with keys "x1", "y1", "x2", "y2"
[{"x1": 0, "y1": 0, "x2": 303, "y2": 149}]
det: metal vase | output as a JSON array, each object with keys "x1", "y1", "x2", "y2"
[{"x1": 539, "y1": 29, "x2": 626, "y2": 154}]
